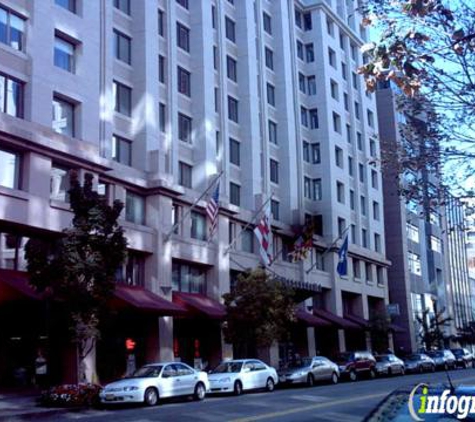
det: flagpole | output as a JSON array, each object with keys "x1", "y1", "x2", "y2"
[
  {"x1": 164, "y1": 170, "x2": 224, "y2": 242},
  {"x1": 223, "y1": 193, "x2": 273, "y2": 255},
  {"x1": 305, "y1": 226, "x2": 349, "y2": 274}
]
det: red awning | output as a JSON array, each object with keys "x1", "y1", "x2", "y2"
[
  {"x1": 295, "y1": 309, "x2": 332, "y2": 328},
  {"x1": 173, "y1": 292, "x2": 226, "y2": 319},
  {"x1": 389, "y1": 323, "x2": 406, "y2": 333},
  {"x1": 0, "y1": 269, "x2": 42, "y2": 302},
  {"x1": 313, "y1": 308, "x2": 360, "y2": 330},
  {"x1": 112, "y1": 284, "x2": 186, "y2": 315},
  {"x1": 344, "y1": 314, "x2": 370, "y2": 329}
]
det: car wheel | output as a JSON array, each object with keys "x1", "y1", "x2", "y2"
[
  {"x1": 349, "y1": 370, "x2": 357, "y2": 382},
  {"x1": 234, "y1": 380, "x2": 243, "y2": 396},
  {"x1": 266, "y1": 377, "x2": 275, "y2": 392},
  {"x1": 144, "y1": 387, "x2": 159, "y2": 406},
  {"x1": 306, "y1": 374, "x2": 315, "y2": 387},
  {"x1": 387, "y1": 367, "x2": 392, "y2": 377},
  {"x1": 369, "y1": 369, "x2": 376, "y2": 379},
  {"x1": 194, "y1": 382, "x2": 206, "y2": 401},
  {"x1": 331, "y1": 372, "x2": 339, "y2": 384}
]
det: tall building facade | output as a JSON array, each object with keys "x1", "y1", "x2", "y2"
[{"x1": 0, "y1": 0, "x2": 389, "y2": 385}]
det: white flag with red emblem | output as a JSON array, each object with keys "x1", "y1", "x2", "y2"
[{"x1": 254, "y1": 204, "x2": 272, "y2": 266}]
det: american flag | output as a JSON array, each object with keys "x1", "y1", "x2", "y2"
[
  {"x1": 206, "y1": 182, "x2": 220, "y2": 241},
  {"x1": 254, "y1": 204, "x2": 272, "y2": 266}
]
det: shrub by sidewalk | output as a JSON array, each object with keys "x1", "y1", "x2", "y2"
[{"x1": 38, "y1": 384, "x2": 102, "y2": 408}]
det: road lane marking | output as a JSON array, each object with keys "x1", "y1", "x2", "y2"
[
  {"x1": 289, "y1": 395, "x2": 327, "y2": 402},
  {"x1": 229, "y1": 392, "x2": 387, "y2": 422}
]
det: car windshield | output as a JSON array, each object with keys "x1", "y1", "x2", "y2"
[
  {"x1": 211, "y1": 362, "x2": 243, "y2": 373},
  {"x1": 376, "y1": 356, "x2": 390, "y2": 362},
  {"x1": 130, "y1": 365, "x2": 163, "y2": 378},
  {"x1": 288, "y1": 358, "x2": 313, "y2": 368}
]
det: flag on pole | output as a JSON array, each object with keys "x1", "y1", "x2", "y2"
[
  {"x1": 254, "y1": 204, "x2": 272, "y2": 266},
  {"x1": 206, "y1": 182, "x2": 220, "y2": 241},
  {"x1": 289, "y1": 222, "x2": 315, "y2": 262},
  {"x1": 336, "y1": 233, "x2": 349, "y2": 277}
]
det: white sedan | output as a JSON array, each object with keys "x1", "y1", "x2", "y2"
[
  {"x1": 99, "y1": 362, "x2": 210, "y2": 406},
  {"x1": 208, "y1": 359, "x2": 278, "y2": 395}
]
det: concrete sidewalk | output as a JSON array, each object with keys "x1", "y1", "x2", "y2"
[{"x1": 0, "y1": 389, "x2": 69, "y2": 421}]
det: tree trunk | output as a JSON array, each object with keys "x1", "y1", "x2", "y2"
[{"x1": 77, "y1": 337, "x2": 98, "y2": 384}]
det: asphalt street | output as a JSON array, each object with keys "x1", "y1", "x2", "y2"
[{"x1": 30, "y1": 368, "x2": 475, "y2": 422}]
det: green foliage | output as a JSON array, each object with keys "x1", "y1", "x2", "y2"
[
  {"x1": 416, "y1": 307, "x2": 452, "y2": 350},
  {"x1": 369, "y1": 311, "x2": 391, "y2": 353},
  {"x1": 222, "y1": 268, "x2": 297, "y2": 351},
  {"x1": 25, "y1": 172, "x2": 127, "y2": 378}
]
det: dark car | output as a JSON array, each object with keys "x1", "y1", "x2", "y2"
[
  {"x1": 427, "y1": 350, "x2": 456, "y2": 370},
  {"x1": 451, "y1": 348, "x2": 473, "y2": 368},
  {"x1": 335, "y1": 351, "x2": 376, "y2": 381},
  {"x1": 404, "y1": 353, "x2": 435, "y2": 373}
]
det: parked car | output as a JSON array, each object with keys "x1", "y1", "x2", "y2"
[
  {"x1": 278, "y1": 356, "x2": 339, "y2": 386},
  {"x1": 375, "y1": 354, "x2": 405, "y2": 376},
  {"x1": 451, "y1": 348, "x2": 473, "y2": 368},
  {"x1": 334, "y1": 351, "x2": 376, "y2": 381},
  {"x1": 99, "y1": 362, "x2": 209, "y2": 406},
  {"x1": 404, "y1": 353, "x2": 435, "y2": 373},
  {"x1": 427, "y1": 350, "x2": 456, "y2": 370},
  {"x1": 208, "y1": 359, "x2": 278, "y2": 395}
]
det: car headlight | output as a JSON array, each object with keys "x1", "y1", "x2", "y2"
[{"x1": 124, "y1": 386, "x2": 139, "y2": 391}]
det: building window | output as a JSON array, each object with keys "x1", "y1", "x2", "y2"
[
  {"x1": 113, "y1": 81, "x2": 132, "y2": 117},
  {"x1": 52, "y1": 96, "x2": 75, "y2": 137},
  {"x1": 431, "y1": 235, "x2": 442, "y2": 252},
  {"x1": 229, "y1": 138, "x2": 240, "y2": 166},
  {"x1": 355, "y1": 102, "x2": 361, "y2": 120},
  {"x1": 307, "y1": 109, "x2": 317, "y2": 129},
  {"x1": 50, "y1": 165, "x2": 72, "y2": 202},
  {"x1": 265, "y1": 47, "x2": 274, "y2": 70},
  {"x1": 370, "y1": 139, "x2": 377, "y2": 157},
  {"x1": 337, "y1": 181, "x2": 345, "y2": 203},
  {"x1": 114, "y1": 30, "x2": 131, "y2": 65},
  {"x1": 158, "y1": 9, "x2": 165, "y2": 36},
  {"x1": 176, "y1": 22, "x2": 190, "y2": 52},
  {"x1": 267, "y1": 83, "x2": 275, "y2": 106},
  {"x1": 299, "y1": 73, "x2": 306, "y2": 93},
  {"x1": 406, "y1": 223, "x2": 419, "y2": 243},
  {"x1": 351, "y1": 224, "x2": 356, "y2": 244},
  {"x1": 300, "y1": 107, "x2": 308, "y2": 127},
  {"x1": 296, "y1": 41, "x2": 304, "y2": 60},
  {"x1": 0, "y1": 6, "x2": 25, "y2": 51},
  {"x1": 214, "y1": 87, "x2": 219, "y2": 112},
  {"x1": 312, "y1": 178, "x2": 322, "y2": 201},
  {"x1": 228, "y1": 96, "x2": 239, "y2": 123},
  {"x1": 179, "y1": 161, "x2": 192, "y2": 188},
  {"x1": 119, "y1": 251, "x2": 145, "y2": 287},
  {"x1": 191, "y1": 211, "x2": 207, "y2": 241},
  {"x1": 307, "y1": 76, "x2": 316, "y2": 95},
  {"x1": 241, "y1": 228, "x2": 254, "y2": 253},
  {"x1": 303, "y1": 141, "x2": 310, "y2": 162},
  {"x1": 0, "y1": 148, "x2": 20, "y2": 190},
  {"x1": 228, "y1": 222, "x2": 236, "y2": 247},
  {"x1": 377, "y1": 266, "x2": 384, "y2": 285},
  {"x1": 112, "y1": 135, "x2": 132, "y2": 166},
  {"x1": 213, "y1": 46, "x2": 218, "y2": 70},
  {"x1": 333, "y1": 112, "x2": 341, "y2": 133},
  {"x1": 360, "y1": 195, "x2": 366, "y2": 216},
  {"x1": 271, "y1": 199, "x2": 280, "y2": 220},
  {"x1": 225, "y1": 17, "x2": 236, "y2": 42},
  {"x1": 330, "y1": 80, "x2": 339, "y2": 100},
  {"x1": 159, "y1": 102, "x2": 166, "y2": 132},
  {"x1": 374, "y1": 233, "x2": 381, "y2": 252},
  {"x1": 159, "y1": 55, "x2": 166, "y2": 83},
  {"x1": 341, "y1": 62, "x2": 347, "y2": 80},
  {"x1": 55, "y1": 0, "x2": 76, "y2": 13},
  {"x1": 304, "y1": 177, "x2": 311, "y2": 199},
  {"x1": 371, "y1": 169, "x2": 378, "y2": 189},
  {"x1": 54, "y1": 35, "x2": 75, "y2": 72},
  {"x1": 408, "y1": 252, "x2": 422, "y2": 275},
  {"x1": 177, "y1": 66, "x2": 191, "y2": 96},
  {"x1": 335, "y1": 146, "x2": 343, "y2": 168},
  {"x1": 350, "y1": 189, "x2": 355, "y2": 210},
  {"x1": 295, "y1": 8, "x2": 302, "y2": 28},
  {"x1": 114, "y1": 0, "x2": 130, "y2": 15},
  {"x1": 361, "y1": 228, "x2": 368, "y2": 247},
  {"x1": 178, "y1": 113, "x2": 192, "y2": 143},
  {"x1": 172, "y1": 261, "x2": 206, "y2": 294},
  {"x1": 357, "y1": 132, "x2": 363, "y2": 150},
  {"x1": 348, "y1": 156, "x2": 354, "y2": 176},
  {"x1": 373, "y1": 201, "x2": 380, "y2": 220},
  {"x1": 125, "y1": 191, "x2": 145, "y2": 225},
  {"x1": 303, "y1": 12, "x2": 312, "y2": 30},
  {"x1": 268, "y1": 120, "x2": 277, "y2": 144},
  {"x1": 311, "y1": 143, "x2": 320, "y2": 164},
  {"x1": 366, "y1": 263, "x2": 373, "y2": 282},
  {"x1": 0, "y1": 73, "x2": 23, "y2": 118},
  {"x1": 211, "y1": 5, "x2": 216, "y2": 28},
  {"x1": 305, "y1": 43, "x2": 314, "y2": 62},
  {"x1": 338, "y1": 217, "x2": 346, "y2": 237},
  {"x1": 328, "y1": 48, "x2": 336, "y2": 68},
  {"x1": 176, "y1": 0, "x2": 189, "y2": 9},
  {"x1": 358, "y1": 163, "x2": 365, "y2": 182},
  {"x1": 352, "y1": 72, "x2": 359, "y2": 89},
  {"x1": 270, "y1": 159, "x2": 279, "y2": 184},
  {"x1": 230, "y1": 182, "x2": 240, "y2": 206},
  {"x1": 226, "y1": 55, "x2": 237, "y2": 82},
  {"x1": 367, "y1": 110, "x2": 375, "y2": 127},
  {"x1": 344, "y1": 93, "x2": 349, "y2": 111},
  {"x1": 263, "y1": 12, "x2": 272, "y2": 34},
  {"x1": 350, "y1": 42, "x2": 357, "y2": 61},
  {"x1": 353, "y1": 258, "x2": 361, "y2": 279}
]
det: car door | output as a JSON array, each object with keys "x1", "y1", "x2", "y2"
[
  {"x1": 241, "y1": 361, "x2": 255, "y2": 390},
  {"x1": 160, "y1": 364, "x2": 179, "y2": 398},
  {"x1": 175, "y1": 363, "x2": 197, "y2": 395},
  {"x1": 251, "y1": 360, "x2": 268, "y2": 388},
  {"x1": 312, "y1": 358, "x2": 328, "y2": 380}
]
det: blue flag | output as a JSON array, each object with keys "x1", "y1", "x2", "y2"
[{"x1": 336, "y1": 234, "x2": 349, "y2": 277}]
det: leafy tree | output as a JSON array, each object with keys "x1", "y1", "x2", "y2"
[
  {"x1": 415, "y1": 307, "x2": 452, "y2": 350},
  {"x1": 222, "y1": 268, "x2": 297, "y2": 358},
  {"x1": 25, "y1": 172, "x2": 127, "y2": 383},
  {"x1": 359, "y1": 0, "x2": 475, "y2": 196},
  {"x1": 369, "y1": 311, "x2": 391, "y2": 353}
]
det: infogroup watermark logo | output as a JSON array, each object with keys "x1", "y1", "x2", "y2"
[{"x1": 409, "y1": 383, "x2": 475, "y2": 420}]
